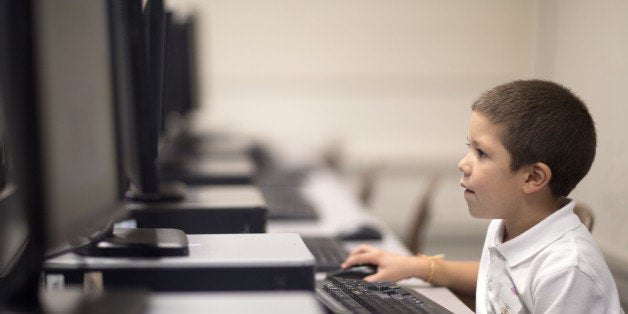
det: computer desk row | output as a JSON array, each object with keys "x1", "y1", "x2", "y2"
[
  {"x1": 41, "y1": 167, "x2": 471, "y2": 313},
  {"x1": 267, "y1": 168, "x2": 474, "y2": 314}
]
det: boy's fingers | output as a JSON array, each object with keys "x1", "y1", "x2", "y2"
[
  {"x1": 348, "y1": 244, "x2": 374, "y2": 256},
  {"x1": 340, "y1": 256, "x2": 361, "y2": 268},
  {"x1": 362, "y1": 273, "x2": 379, "y2": 282},
  {"x1": 341, "y1": 252, "x2": 377, "y2": 268}
]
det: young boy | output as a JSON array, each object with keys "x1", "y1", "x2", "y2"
[{"x1": 341, "y1": 80, "x2": 624, "y2": 313}]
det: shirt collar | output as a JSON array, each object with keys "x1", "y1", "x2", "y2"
[{"x1": 490, "y1": 199, "x2": 582, "y2": 267}]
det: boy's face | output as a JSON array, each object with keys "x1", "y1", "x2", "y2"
[{"x1": 458, "y1": 112, "x2": 527, "y2": 220}]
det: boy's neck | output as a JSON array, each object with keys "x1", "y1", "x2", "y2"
[{"x1": 502, "y1": 195, "x2": 563, "y2": 242}]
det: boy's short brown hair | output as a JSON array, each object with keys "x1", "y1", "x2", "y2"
[{"x1": 471, "y1": 79, "x2": 596, "y2": 197}]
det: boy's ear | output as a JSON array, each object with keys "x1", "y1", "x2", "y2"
[{"x1": 523, "y1": 162, "x2": 552, "y2": 194}]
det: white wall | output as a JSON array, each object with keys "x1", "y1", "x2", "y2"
[
  {"x1": 171, "y1": 0, "x2": 538, "y2": 162},
  {"x1": 535, "y1": 0, "x2": 628, "y2": 260},
  {"x1": 534, "y1": 0, "x2": 628, "y2": 306}
]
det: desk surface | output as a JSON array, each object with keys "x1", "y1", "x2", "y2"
[
  {"x1": 45, "y1": 233, "x2": 314, "y2": 268},
  {"x1": 41, "y1": 289, "x2": 325, "y2": 314},
  {"x1": 268, "y1": 169, "x2": 474, "y2": 314},
  {"x1": 147, "y1": 291, "x2": 324, "y2": 314}
]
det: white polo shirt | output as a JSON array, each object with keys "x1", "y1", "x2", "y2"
[{"x1": 476, "y1": 199, "x2": 624, "y2": 314}]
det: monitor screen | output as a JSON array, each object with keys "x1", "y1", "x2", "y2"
[
  {"x1": 2, "y1": 0, "x2": 184, "y2": 309},
  {"x1": 162, "y1": 13, "x2": 197, "y2": 135},
  {"x1": 0, "y1": 107, "x2": 32, "y2": 309},
  {"x1": 185, "y1": 14, "x2": 200, "y2": 115},
  {"x1": 112, "y1": 0, "x2": 179, "y2": 200},
  {"x1": 115, "y1": 0, "x2": 187, "y2": 201},
  {"x1": 109, "y1": 0, "x2": 146, "y2": 197},
  {"x1": 33, "y1": 0, "x2": 124, "y2": 255},
  {"x1": 111, "y1": 0, "x2": 167, "y2": 197},
  {"x1": 144, "y1": 0, "x2": 167, "y2": 137},
  {"x1": 0, "y1": 0, "x2": 43, "y2": 309},
  {"x1": 0, "y1": 96, "x2": 27, "y2": 284}
]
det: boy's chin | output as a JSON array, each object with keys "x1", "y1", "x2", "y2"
[{"x1": 466, "y1": 204, "x2": 490, "y2": 219}]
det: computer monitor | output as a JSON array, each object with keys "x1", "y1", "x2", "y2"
[
  {"x1": 0, "y1": 118, "x2": 6, "y2": 191},
  {"x1": 162, "y1": 13, "x2": 198, "y2": 136},
  {"x1": 114, "y1": 0, "x2": 160, "y2": 197},
  {"x1": 1, "y1": 1, "x2": 187, "y2": 309},
  {"x1": 110, "y1": 0, "x2": 154, "y2": 196},
  {"x1": 118, "y1": 0, "x2": 187, "y2": 202},
  {"x1": 183, "y1": 14, "x2": 199, "y2": 116},
  {"x1": 0, "y1": 0, "x2": 46, "y2": 309},
  {"x1": 144, "y1": 0, "x2": 167, "y2": 137},
  {"x1": 32, "y1": 0, "x2": 129, "y2": 257}
]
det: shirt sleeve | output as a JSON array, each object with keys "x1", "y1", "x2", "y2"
[{"x1": 532, "y1": 266, "x2": 612, "y2": 314}]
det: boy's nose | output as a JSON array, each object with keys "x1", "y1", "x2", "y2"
[{"x1": 458, "y1": 153, "x2": 470, "y2": 175}]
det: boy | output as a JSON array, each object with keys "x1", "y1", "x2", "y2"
[{"x1": 342, "y1": 80, "x2": 624, "y2": 313}]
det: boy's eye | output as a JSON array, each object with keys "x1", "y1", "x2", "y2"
[{"x1": 466, "y1": 142, "x2": 487, "y2": 158}]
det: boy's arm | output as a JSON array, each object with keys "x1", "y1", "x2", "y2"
[
  {"x1": 342, "y1": 244, "x2": 479, "y2": 296},
  {"x1": 430, "y1": 258, "x2": 479, "y2": 297}
]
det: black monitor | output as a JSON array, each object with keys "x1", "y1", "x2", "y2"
[
  {"x1": 1, "y1": 1, "x2": 186, "y2": 310},
  {"x1": 117, "y1": 0, "x2": 160, "y2": 197},
  {"x1": 162, "y1": 13, "x2": 198, "y2": 136},
  {"x1": 183, "y1": 14, "x2": 199, "y2": 116},
  {"x1": 110, "y1": 0, "x2": 156, "y2": 197},
  {"x1": 119, "y1": 0, "x2": 186, "y2": 202},
  {"x1": 144, "y1": 0, "x2": 167, "y2": 138},
  {"x1": 0, "y1": 0, "x2": 45, "y2": 309}
]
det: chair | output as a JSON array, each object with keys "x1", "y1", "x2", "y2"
[
  {"x1": 355, "y1": 161, "x2": 384, "y2": 208},
  {"x1": 320, "y1": 138, "x2": 345, "y2": 173},
  {"x1": 319, "y1": 138, "x2": 385, "y2": 209},
  {"x1": 404, "y1": 174, "x2": 440, "y2": 254},
  {"x1": 319, "y1": 139, "x2": 384, "y2": 208},
  {"x1": 573, "y1": 203, "x2": 595, "y2": 232}
]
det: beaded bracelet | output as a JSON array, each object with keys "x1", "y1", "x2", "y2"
[{"x1": 417, "y1": 254, "x2": 444, "y2": 284}]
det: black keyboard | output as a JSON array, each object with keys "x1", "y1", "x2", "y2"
[
  {"x1": 254, "y1": 164, "x2": 320, "y2": 220},
  {"x1": 258, "y1": 185, "x2": 319, "y2": 220},
  {"x1": 317, "y1": 277, "x2": 453, "y2": 314},
  {"x1": 302, "y1": 236, "x2": 349, "y2": 272}
]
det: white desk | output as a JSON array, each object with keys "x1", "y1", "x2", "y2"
[
  {"x1": 40, "y1": 289, "x2": 325, "y2": 314},
  {"x1": 147, "y1": 291, "x2": 324, "y2": 314},
  {"x1": 267, "y1": 169, "x2": 474, "y2": 313}
]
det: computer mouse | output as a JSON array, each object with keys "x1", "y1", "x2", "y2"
[
  {"x1": 326, "y1": 264, "x2": 378, "y2": 279},
  {"x1": 336, "y1": 224, "x2": 383, "y2": 241}
]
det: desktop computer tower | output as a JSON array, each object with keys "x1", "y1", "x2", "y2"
[
  {"x1": 43, "y1": 233, "x2": 315, "y2": 292},
  {"x1": 158, "y1": 151, "x2": 256, "y2": 186},
  {"x1": 126, "y1": 185, "x2": 267, "y2": 234}
]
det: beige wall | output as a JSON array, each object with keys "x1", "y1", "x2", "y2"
[
  {"x1": 534, "y1": 0, "x2": 628, "y2": 305},
  {"x1": 535, "y1": 0, "x2": 628, "y2": 260},
  {"x1": 171, "y1": 0, "x2": 538, "y2": 161}
]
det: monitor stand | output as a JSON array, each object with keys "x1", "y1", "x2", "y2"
[{"x1": 74, "y1": 228, "x2": 189, "y2": 257}]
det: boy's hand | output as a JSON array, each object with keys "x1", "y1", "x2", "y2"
[{"x1": 341, "y1": 244, "x2": 425, "y2": 282}]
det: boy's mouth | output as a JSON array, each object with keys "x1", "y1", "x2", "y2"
[{"x1": 461, "y1": 183, "x2": 475, "y2": 194}]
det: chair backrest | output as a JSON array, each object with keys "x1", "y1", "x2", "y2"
[
  {"x1": 356, "y1": 161, "x2": 384, "y2": 207},
  {"x1": 321, "y1": 138, "x2": 345, "y2": 173},
  {"x1": 319, "y1": 139, "x2": 384, "y2": 208},
  {"x1": 573, "y1": 203, "x2": 595, "y2": 232},
  {"x1": 404, "y1": 174, "x2": 440, "y2": 254}
]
